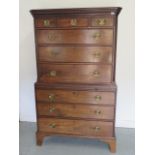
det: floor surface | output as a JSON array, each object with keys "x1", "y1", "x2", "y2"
[{"x1": 19, "y1": 122, "x2": 135, "y2": 155}]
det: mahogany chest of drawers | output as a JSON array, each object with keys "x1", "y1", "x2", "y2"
[{"x1": 31, "y1": 7, "x2": 121, "y2": 153}]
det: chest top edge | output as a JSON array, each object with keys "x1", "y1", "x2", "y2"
[{"x1": 30, "y1": 7, "x2": 122, "y2": 17}]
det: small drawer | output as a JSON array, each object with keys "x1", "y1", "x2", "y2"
[
  {"x1": 37, "y1": 29, "x2": 113, "y2": 45},
  {"x1": 38, "y1": 46, "x2": 113, "y2": 63},
  {"x1": 35, "y1": 19, "x2": 56, "y2": 27},
  {"x1": 37, "y1": 103, "x2": 114, "y2": 120},
  {"x1": 57, "y1": 18, "x2": 88, "y2": 27},
  {"x1": 38, "y1": 118, "x2": 113, "y2": 137},
  {"x1": 91, "y1": 16, "x2": 114, "y2": 27},
  {"x1": 39, "y1": 64, "x2": 112, "y2": 84},
  {"x1": 36, "y1": 89, "x2": 115, "y2": 105}
]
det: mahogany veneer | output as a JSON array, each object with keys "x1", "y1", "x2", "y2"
[
  {"x1": 36, "y1": 89, "x2": 115, "y2": 105},
  {"x1": 31, "y1": 7, "x2": 121, "y2": 153},
  {"x1": 38, "y1": 46, "x2": 113, "y2": 63}
]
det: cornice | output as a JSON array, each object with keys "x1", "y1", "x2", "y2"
[{"x1": 30, "y1": 7, "x2": 122, "y2": 17}]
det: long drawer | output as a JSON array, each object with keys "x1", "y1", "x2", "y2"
[
  {"x1": 36, "y1": 89, "x2": 115, "y2": 105},
  {"x1": 38, "y1": 118, "x2": 113, "y2": 137},
  {"x1": 37, "y1": 29, "x2": 113, "y2": 45},
  {"x1": 38, "y1": 46, "x2": 113, "y2": 63},
  {"x1": 37, "y1": 103, "x2": 114, "y2": 120},
  {"x1": 39, "y1": 64, "x2": 112, "y2": 83}
]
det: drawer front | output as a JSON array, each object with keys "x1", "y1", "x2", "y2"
[
  {"x1": 39, "y1": 64, "x2": 112, "y2": 83},
  {"x1": 91, "y1": 16, "x2": 114, "y2": 27},
  {"x1": 37, "y1": 103, "x2": 114, "y2": 120},
  {"x1": 38, "y1": 46, "x2": 113, "y2": 63},
  {"x1": 57, "y1": 18, "x2": 88, "y2": 27},
  {"x1": 35, "y1": 18, "x2": 88, "y2": 28},
  {"x1": 38, "y1": 118, "x2": 113, "y2": 137},
  {"x1": 36, "y1": 89, "x2": 115, "y2": 105},
  {"x1": 35, "y1": 18, "x2": 56, "y2": 27},
  {"x1": 37, "y1": 29, "x2": 113, "y2": 45}
]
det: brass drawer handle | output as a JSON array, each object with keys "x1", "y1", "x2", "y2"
[
  {"x1": 49, "y1": 70, "x2": 57, "y2": 77},
  {"x1": 50, "y1": 50, "x2": 60, "y2": 56},
  {"x1": 94, "y1": 110, "x2": 102, "y2": 115},
  {"x1": 72, "y1": 91, "x2": 79, "y2": 96},
  {"x1": 96, "y1": 18, "x2": 105, "y2": 26},
  {"x1": 43, "y1": 19, "x2": 55, "y2": 27},
  {"x1": 92, "y1": 126, "x2": 100, "y2": 131},
  {"x1": 70, "y1": 18, "x2": 77, "y2": 26},
  {"x1": 43, "y1": 20, "x2": 50, "y2": 26},
  {"x1": 93, "y1": 52, "x2": 101, "y2": 58},
  {"x1": 93, "y1": 71, "x2": 100, "y2": 77},
  {"x1": 93, "y1": 32, "x2": 101, "y2": 40},
  {"x1": 48, "y1": 34, "x2": 57, "y2": 41},
  {"x1": 48, "y1": 94, "x2": 55, "y2": 102},
  {"x1": 49, "y1": 123, "x2": 56, "y2": 128},
  {"x1": 95, "y1": 95, "x2": 102, "y2": 101},
  {"x1": 49, "y1": 107, "x2": 55, "y2": 113}
]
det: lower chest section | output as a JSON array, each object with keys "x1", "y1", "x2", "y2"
[{"x1": 36, "y1": 87, "x2": 116, "y2": 138}]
